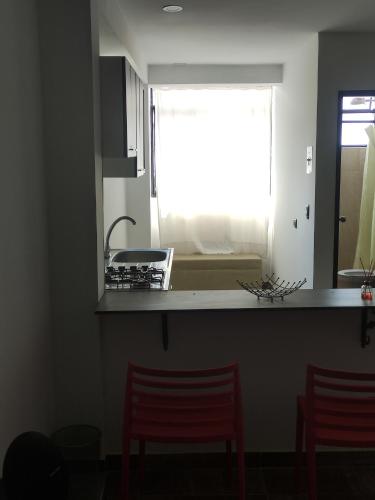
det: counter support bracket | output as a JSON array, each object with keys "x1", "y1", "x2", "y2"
[
  {"x1": 361, "y1": 308, "x2": 375, "y2": 348},
  {"x1": 162, "y1": 313, "x2": 169, "y2": 351}
]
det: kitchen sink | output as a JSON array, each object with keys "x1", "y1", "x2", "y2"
[
  {"x1": 106, "y1": 248, "x2": 174, "y2": 291},
  {"x1": 111, "y1": 249, "x2": 168, "y2": 263}
]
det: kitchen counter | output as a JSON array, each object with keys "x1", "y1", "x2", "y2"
[{"x1": 96, "y1": 288, "x2": 375, "y2": 314}]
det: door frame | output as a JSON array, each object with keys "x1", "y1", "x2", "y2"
[{"x1": 332, "y1": 89, "x2": 375, "y2": 287}]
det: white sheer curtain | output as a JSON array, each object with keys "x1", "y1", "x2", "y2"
[
  {"x1": 154, "y1": 87, "x2": 272, "y2": 256},
  {"x1": 354, "y1": 126, "x2": 375, "y2": 267}
]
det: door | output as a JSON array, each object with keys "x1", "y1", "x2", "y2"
[{"x1": 334, "y1": 91, "x2": 375, "y2": 287}]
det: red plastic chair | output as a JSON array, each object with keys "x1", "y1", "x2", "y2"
[
  {"x1": 122, "y1": 362, "x2": 245, "y2": 500},
  {"x1": 296, "y1": 364, "x2": 375, "y2": 500}
]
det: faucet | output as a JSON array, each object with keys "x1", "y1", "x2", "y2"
[{"x1": 104, "y1": 216, "x2": 136, "y2": 261}]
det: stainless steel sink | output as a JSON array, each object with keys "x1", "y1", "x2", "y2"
[{"x1": 111, "y1": 249, "x2": 168, "y2": 263}]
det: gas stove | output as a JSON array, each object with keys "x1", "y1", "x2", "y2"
[{"x1": 105, "y1": 265, "x2": 166, "y2": 290}]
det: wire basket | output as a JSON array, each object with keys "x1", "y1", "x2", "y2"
[{"x1": 237, "y1": 274, "x2": 306, "y2": 302}]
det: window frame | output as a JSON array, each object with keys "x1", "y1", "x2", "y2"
[
  {"x1": 339, "y1": 91, "x2": 375, "y2": 147},
  {"x1": 150, "y1": 89, "x2": 157, "y2": 198}
]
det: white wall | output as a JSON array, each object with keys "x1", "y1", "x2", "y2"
[
  {"x1": 125, "y1": 173, "x2": 152, "y2": 248},
  {"x1": 0, "y1": 0, "x2": 54, "y2": 467},
  {"x1": 103, "y1": 174, "x2": 152, "y2": 250},
  {"x1": 102, "y1": 169, "x2": 152, "y2": 250},
  {"x1": 314, "y1": 33, "x2": 375, "y2": 288},
  {"x1": 272, "y1": 35, "x2": 318, "y2": 287},
  {"x1": 38, "y1": 0, "x2": 104, "y2": 429},
  {"x1": 103, "y1": 179, "x2": 128, "y2": 249}
]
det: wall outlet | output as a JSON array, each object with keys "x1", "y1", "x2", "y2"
[{"x1": 306, "y1": 146, "x2": 313, "y2": 174}]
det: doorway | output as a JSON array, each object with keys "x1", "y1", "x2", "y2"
[{"x1": 334, "y1": 91, "x2": 375, "y2": 287}]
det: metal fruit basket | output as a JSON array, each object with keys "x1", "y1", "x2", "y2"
[{"x1": 237, "y1": 274, "x2": 307, "y2": 302}]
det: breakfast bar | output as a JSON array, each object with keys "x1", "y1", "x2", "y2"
[
  {"x1": 97, "y1": 288, "x2": 374, "y2": 313},
  {"x1": 97, "y1": 289, "x2": 375, "y2": 456}
]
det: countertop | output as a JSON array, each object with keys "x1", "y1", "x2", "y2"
[{"x1": 96, "y1": 288, "x2": 375, "y2": 314}]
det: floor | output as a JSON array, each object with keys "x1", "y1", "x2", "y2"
[
  {"x1": 2, "y1": 458, "x2": 375, "y2": 499},
  {"x1": 101, "y1": 460, "x2": 375, "y2": 500},
  {"x1": 69, "y1": 471, "x2": 106, "y2": 500}
]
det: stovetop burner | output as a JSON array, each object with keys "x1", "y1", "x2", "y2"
[{"x1": 105, "y1": 265, "x2": 166, "y2": 290}]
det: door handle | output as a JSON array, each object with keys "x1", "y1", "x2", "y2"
[{"x1": 339, "y1": 216, "x2": 347, "y2": 223}]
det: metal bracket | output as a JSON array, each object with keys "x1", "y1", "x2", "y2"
[
  {"x1": 161, "y1": 313, "x2": 169, "y2": 351},
  {"x1": 361, "y1": 308, "x2": 375, "y2": 348}
]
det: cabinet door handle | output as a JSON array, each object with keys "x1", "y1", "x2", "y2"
[{"x1": 339, "y1": 216, "x2": 347, "y2": 223}]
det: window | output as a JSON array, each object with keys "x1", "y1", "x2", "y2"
[
  {"x1": 340, "y1": 94, "x2": 375, "y2": 147},
  {"x1": 151, "y1": 87, "x2": 272, "y2": 256}
]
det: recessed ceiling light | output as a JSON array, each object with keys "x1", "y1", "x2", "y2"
[{"x1": 162, "y1": 5, "x2": 183, "y2": 13}]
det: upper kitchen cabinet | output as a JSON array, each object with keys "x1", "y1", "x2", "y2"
[{"x1": 100, "y1": 56, "x2": 145, "y2": 178}]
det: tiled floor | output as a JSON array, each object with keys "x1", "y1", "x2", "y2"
[
  {"x1": 102, "y1": 464, "x2": 375, "y2": 500},
  {"x1": 69, "y1": 472, "x2": 106, "y2": 500},
  {"x1": 2, "y1": 461, "x2": 375, "y2": 500},
  {"x1": 0, "y1": 472, "x2": 106, "y2": 500}
]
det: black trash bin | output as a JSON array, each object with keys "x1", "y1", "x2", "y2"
[
  {"x1": 3, "y1": 431, "x2": 69, "y2": 500},
  {"x1": 51, "y1": 426, "x2": 104, "y2": 497}
]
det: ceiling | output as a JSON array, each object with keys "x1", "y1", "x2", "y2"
[{"x1": 117, "y1": 0, "x2": 375, "y2": 64}]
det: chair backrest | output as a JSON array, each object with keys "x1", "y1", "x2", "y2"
[
  {"x1": 124, "y1": 362, "x2": 243, "y2": 436},
  {"x1": 306, "y1": 364, "x2": 375, "y2": 434}
]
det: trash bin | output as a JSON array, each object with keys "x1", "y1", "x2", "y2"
[{"x1": 51, "y1": 425, "x2": 101, "y2": 462}]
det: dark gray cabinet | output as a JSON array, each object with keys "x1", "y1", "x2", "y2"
[
  {"x1": 136, "y1": 76, "x2": 145, "y2": 174},
  {"x1": 125, "y1": 60, "x2": 137, "y2": 158},
  {"x1": 100, "y1": 56, "x2": 145, "y2": 177}
]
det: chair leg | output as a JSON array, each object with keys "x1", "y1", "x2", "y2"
[
  {"x1": 226, "y1": 440, "x2": 232, "y2": 483},
  {"x1": 139, "y1": 440, "x2": 146, "y2": 482},
  {"x1": 236, "y1": 438, "x2": 246, "y2": 500},
  {"x1": 306, "y1": 437, "x2": 317, "y2": 500},
  {"x1": 295, "y1": 399, "x2": 304, "y2": 494},
  {"x1": 122, "y1": 436, "x2": 131, "y2": 500}
]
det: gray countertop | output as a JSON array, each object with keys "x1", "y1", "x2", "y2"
[{"x1": 96, "y1": 288, "x2": 375, "y2": 314}]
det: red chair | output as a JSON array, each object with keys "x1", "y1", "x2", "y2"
[
  {"x1": 122, "y1": 362, "x2": 245, "y2": 500},
  {"x1": 296, "y1": 364, "x2": 375, "y2": 500}
]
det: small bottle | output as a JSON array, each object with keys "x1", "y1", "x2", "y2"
[{"x1": 361, "y1": 281, "x2": 373, "y2": 300}]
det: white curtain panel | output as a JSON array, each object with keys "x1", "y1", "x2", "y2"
[
  {"x1": 154, "y1": 87, "x2": 272, "y2": 256},
  {"x1": 354, "y1": 125, "x2": 375, "y2": 268}
]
